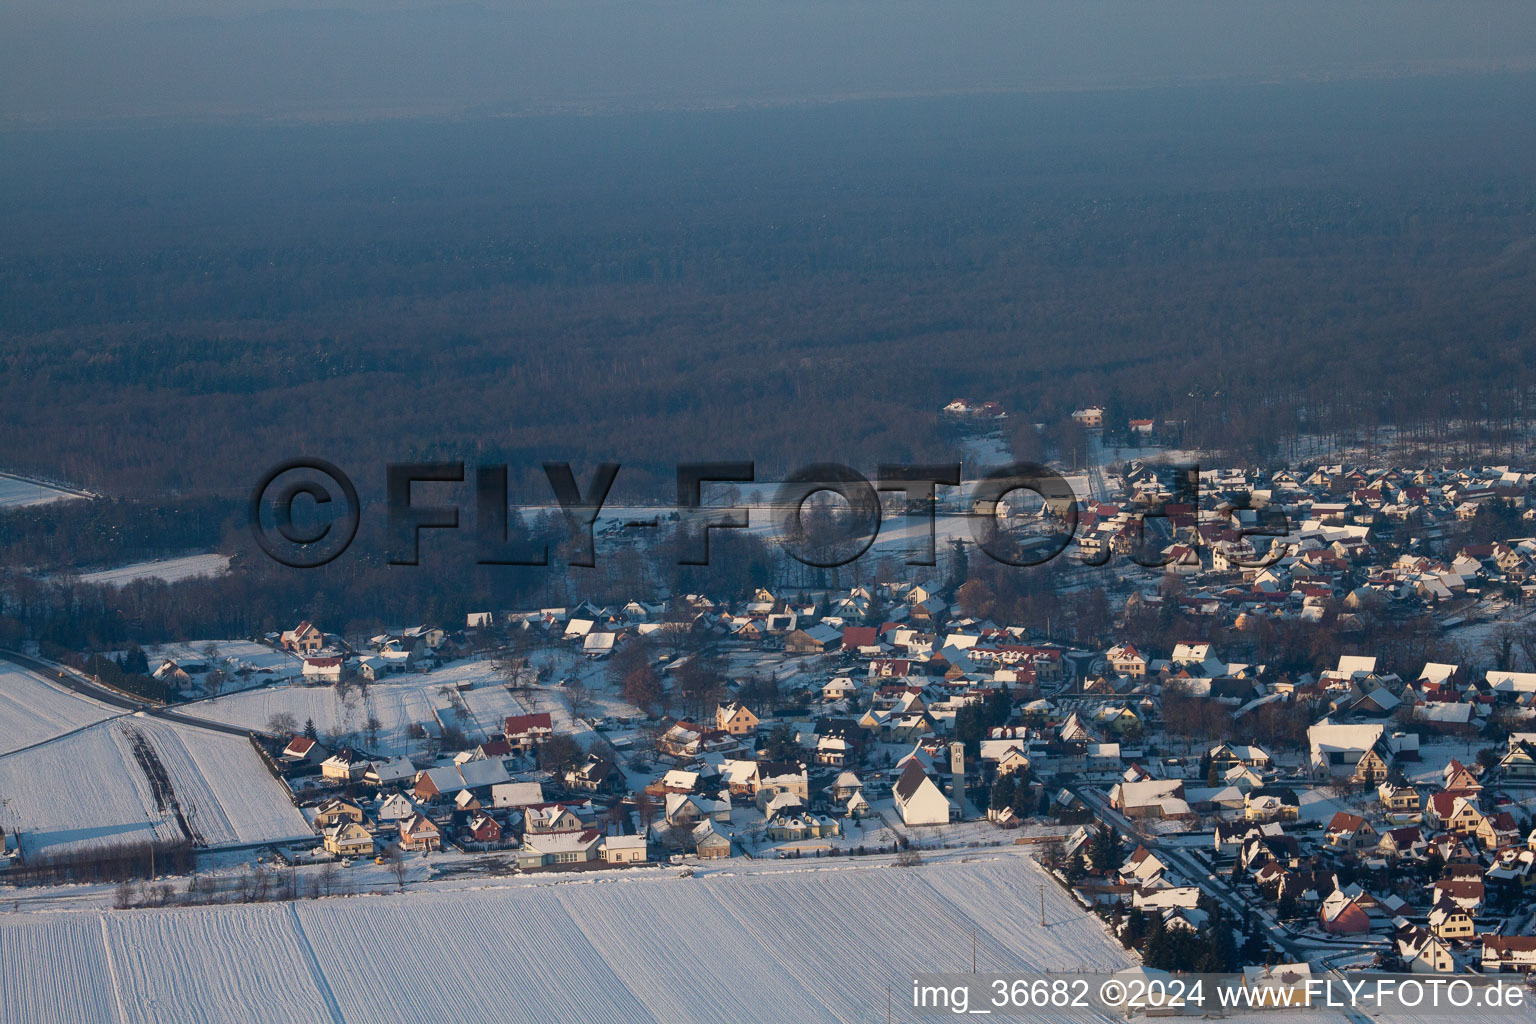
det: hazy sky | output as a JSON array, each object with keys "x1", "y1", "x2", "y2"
[{"x1": 4, "y1": 1, "x2": 1536, "y2": 121}]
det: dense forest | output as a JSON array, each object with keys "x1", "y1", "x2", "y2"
[{"x1": 2, "y1": 73, "x2": 1536, "y2": 641}]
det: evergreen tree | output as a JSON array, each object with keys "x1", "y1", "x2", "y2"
[
  {"x1": 1011, "y1": 779, "x2": 1035, "y2": 818},
  {"x1": 1239, "y1": 927, "x2": 1267, "y2": 965},
  {"x1": 1090, "y1": 824, "x2": 1121, "y2": 873},
  {"x1": 990, "y1": 774, "x2": 1016, "y2": 811},
  {"x1": 123, "y1": 645, "x2": 150, "y2": 676},
  {"x1": 304, "y1": 717, "x2": 318, "y2": 741}
]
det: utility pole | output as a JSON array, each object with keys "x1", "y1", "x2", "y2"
[
  {"x1": 1039, "y1": 883, "x2": 1046, "y2": 927},
  {"x1": 973, "y1": 927, "x2": 977, "y2": 973}
]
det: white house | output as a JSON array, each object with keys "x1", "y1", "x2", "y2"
[{"x1": 893, "y1": 759, "x2": 953, "y2": 826}]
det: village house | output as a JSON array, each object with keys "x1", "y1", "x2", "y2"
[
  {"x1": 323, "y1": 821, "x2": 374, "y2": 858},
  {"x1": 1110, "y1": 780, "x2": 1192, "y2": 822},
  {"x1": 691, "y1": 820, "x2": 733, "y2": 859},
  {"x1": 564, "y1": 756, "x2": 620, "y2": 794},
  {"x1": 463, "y1": 812, "x2": 502, "y2": 846},
  {"x1": 715, "y1": 702, "x2": 759, "y2": 737},
  {"x1": 281, "y1": 735, "x2": 326, "y2": 764},
  {"x1": 1427, "y1": 900, "x2": 1475, "y2": 941},
  {"x1": 280, "y1": 621, "x2": 326, "y2": 656},
  {"x1": 320, "y1": 750, "x2": 370, "y2": 783},
  {"x1": 1323, "y1": 812, "x2": 1379, "y2": 853},
  {"x1": 313, "y1": 798, "x2": 365, "y2": 828},
  {"x1": 893, "y1": 759, "x2": 953, "y2": 826},
  {"x1": 601, "y1": 835, "x2": 648, "y2": 865},
  {"x1": 1483, "y1": 935, "x2": 1536, "y2": 973},
  {"x1": 301, "y1": 656, "x2": 345, "y2": 685},
  {"x1": 524, "y1": 804, "x2": 586, "y2": 834},
  {"x1": 1105, "y1": 643, "x2": 1148, "y2": 678},
  {"x1": 518, "y1": 829, "x2": 603, "y2": 869},
  {"x1": 1377, "y1": 782, "x2": 1422, "y2": 822},
  {"x1": 398, "y1": 814, "x2": 442, "y2": 852},
  {"x1": 503, "y1": 712, "x2": 554, "y2": 753},
  {"x1": 1318, "y1": 890, "x2": 1372, "y2": 935},
  {"x1": 377, "y1": 793, "x2": 416, "y2": 823}
]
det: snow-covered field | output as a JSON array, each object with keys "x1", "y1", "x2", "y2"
[
  {"x1": 143, "y1": 641, "x2": 304, "y2": 679},
  {"x1": 74, "y1": 554, "x2": 231, "y2": 588},
  {"x1": 180, "y1": 653, "x2": 628, "y2": 756},
  {"x1": 0, "y1": 717, "x2": 311, "y2": 859},
  {"x1": 5, "y1": 852, "x2": 1530, "y2": 1023},
  {"x1": 0, "y1": 663, "x2": 118, "y2": 756},
  {"x1": 0, "y1": 472, "x2": 88, "y2": 509},
  {"x1": 0, "y1": 854, "x2": 1135, "y2": 1024}
]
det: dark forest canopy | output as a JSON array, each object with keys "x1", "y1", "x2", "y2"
[{"x1": 1, "y1": 74, "x2": 1535, "y2": 506}]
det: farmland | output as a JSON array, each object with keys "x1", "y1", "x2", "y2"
[
  {"x1": 0, "y1": 663, "x2": 118, "y2": 756},
  {"x1": 0, "y1": 717, "x2": 311, "y2": 859},
  {"x1": 0, "y1": 854, "x2": 1135, "y2": 1024},
  {"x1": 0, "y1": 473, "x2": 87, "y2": 510},
  {"x1": 73, "y1": 553, "x2": 231, "y2": 588}
]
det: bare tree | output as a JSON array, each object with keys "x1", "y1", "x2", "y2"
[
  {"x1": 316, "y1": 859, "x2": 337, "y2": 898},
  {"x1": 562, "y1": 678, "x2": 591, "y2": 719},
  {"x1": 266, "y1": 711, "x2": 300, "y2": 737},
  {"x1": 386, "y1": 846, "x2": 410, "y2": 892},
  {"x1": 1487, "y1": 623, "x2": 1519, "y2": 672},
  {"x1": 1517, "y1": 622, "x2": 1536, "y2": 673}
]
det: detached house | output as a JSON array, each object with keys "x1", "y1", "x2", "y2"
[
  {"x1": 1483, "y1": 936, "x2": 1536, "y2": 973},
  {"x1": 1378, "y1": 826, "x2": 1427, "y2": 861},
  {"x1": 1308, "y1": 722, "x2": 1390, "y2": 782},
  {"x1": 398, "y1": 814, "x2": 442, "y2": 852},
  {"x1": 503, "y1": 713, "x2": 554, "y2": 753},
  {"x1": 323, "y1": 821, "x2": 374, "y2": 858},
  {"x1": 716, "y1": 702, "x2": 759, "y2": 737},
  {"x1": 518, "y1": 829, "x2": 602, "y2": 869},
  {"x1": 893, "y1": 759, "x2": 953, "y2": 826},
  {"x1": 1425, "y1": 793, "x2": 1484, "y2": 834},
  {"x1": 1442, "y1": 759, "x2": 1483, "y2": 797},
  {"x1": 302, "y1": 657, "x2": 345, "y2": 684},
  {"x1": 464, "y1": 812, "x2": 502, "y2": 846},
  {"x1": 1106, "y1": 643, "x2": 1148, "y2": 678},
  {"x1": 321, "y1": 750, "x2": 369, "y2": 783},
  {"x1": 1427, "y1": 900, "x2": 1475, "y2": 941},
  {"x1": 691, "y1": 821, "x2": 733, "y2": 859},
  {"x1": 1500, "y1": 740, "x2": 1536, "y2": 779},
  {"x1": 280, "y1": 621, "x2": 326, "y2": 656},
  {"x1": 1110, "y1": 780, "x2": 1192, "y2": 821},
  {"x1": 313, "y1": 798, "x2": 365, "y2": 828},
  {"x1": 601, "y1": 835, "x2": 648, "y2": 865},
  {"x1": 1377, "y1": 782, "x2": 1421, "y2": 822},
  {"x1": 1323, "y1": 812, "x2": 1378, "y2": 853},
  {"x1": 1318, "y1": 890, "x2": 1372, "y2": 935},
  {"x1": 282, "y1": 736, "x2": 326, "y2": 764}
]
